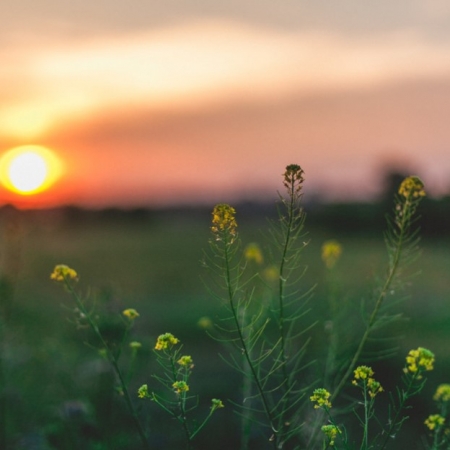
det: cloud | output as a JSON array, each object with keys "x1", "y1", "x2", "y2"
[{"x1": 1, "y1": 19, "x2": 450, "y2": 141}]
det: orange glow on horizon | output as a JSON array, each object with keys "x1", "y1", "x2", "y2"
[{"x1": 0, "y1": 145, "x2": 64, "y2": 197}]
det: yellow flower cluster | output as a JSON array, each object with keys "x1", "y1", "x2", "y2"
[
  {"x1": 310, "y1": 388, "x2": 332, "y2": 409},
  {"x1": 321, "y1": 424, "x2": 341, "y2": 446},
  {"x1": 122, "y1": 308, "x2": 140, "y2": 320},
  {"x1": 155, "y1": 333, "x2": 180, "y2": 351},
  {"x1": 211, "y1": 398, "x2": 224, "y2": 411},
  {"x1": 50, "y1": 264, "x2": 78, "y2": 282},
  {"x1": 244, "y1": 243, "x2": 264, "y2": 264},
  {"x1": 405, "y1": 347, "x2": 435, "y2": 376},
  {"x1": 434, "y1": 384, "x2": 450, "y2": 402},
  {"x1": 321, "y1": 240, "x2": 342, "y2": 269},
  {"x1": 177, "y1": 355, "x2": 194, "y2": 368},
  {"x1": 137, "y1": 384, "x2": 150, "y2": 399},
  {"x1": 352, "y1": 366, "x2": 384, "y2": 398},
  {"x1": 424, "y1": 414, "x2": 445, "y2": 431},
  {"x1": 172, "y1": 381, "x2": 189, "y2": 394},
  {"x1": 211, "y1": 204, "x2": 237, "y2": 243},
  {"x1": 398, "y1": 176, "x2": 426, "y2": 199}
]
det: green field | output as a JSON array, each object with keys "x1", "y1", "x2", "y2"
[{"x1": 0, "y1": 204, "x2": 449, "y2": 449}]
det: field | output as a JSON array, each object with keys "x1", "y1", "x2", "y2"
[{"x1": 0, "y1": 201, "x2": 449, "y2": 449}]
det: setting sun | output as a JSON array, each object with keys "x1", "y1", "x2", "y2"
[{"x1": 0, "y1": 145, "x2": 63, "y2": 195}]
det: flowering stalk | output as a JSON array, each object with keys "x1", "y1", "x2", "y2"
[
  {"x1": 210, "y1": 204, "x2": 279, "y2": 448},
  {"x1": 142, "y1": 334, "x2": 223, "y2": 449},
  {"x1": 378, "y1": 347, "x2": 434, "y2": 450},
  {"x1": 332, "y1": 176, "x2": 426, "y2": 400},
  {"x1": 50, "y1": 265, "x2": 150, "y2": 450}
]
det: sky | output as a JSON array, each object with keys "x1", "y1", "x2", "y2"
[{"x1": 1, "y1": 1, "x2": 450, "y2": 208}]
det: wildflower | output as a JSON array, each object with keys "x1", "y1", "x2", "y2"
[
  {"x1": 172, "y1": 381, "x2": 189, "y2": 394},
  {"x1": 434, "y1": 384, "x2": 450, "y2": 402},
  {"x1": 353, "y1": 366, "x2": 383, "y2": 398},
  {"x1": 177, "y1": 355, "x2": 194, "y2": 368},
  {"x1": 129, "y1": 341, "x2": 142, "y2": 350},
  {"x1": 197, "y1": 316, "x2": 213, "y2": 330},
  {"x1": 310, "y1": 388, "x2": 332, "y2": 409},
  {"x1": 137, "y1": 384, "x2": 150, "y2": 399},
  {"x1": 321, "y1": 240, "x2": 342, "y2": 269},
  {"x1": 353, "y1": 365, "x2": 374, "y2": 381},
  {"x1": 123, "y1": 308, "x2": 140, "y2": 320},
  {"x1": 398, "y1": 176, "x2": 426, "y2": 199},
  {"x1": 283, "y1": 164, "x2": 304, "y2": 194},
  {"x1": 263, "y1": 265, "x2": 279, "y2": 282},
  {"x1": 367, "y1": 378, "x2": 384, "y2": 398},
  {"x1": 321, "y1": 425, "x2": 341, "y2": 446},
  {"x1": 405, "y1": 347, "x2": 435, "y2": 377},
  {"x1": 50, "y1": 264, "x2": 78, "y2": 282},
  {"x1": 211, "y1": 204, "x2": 237, "y2": 243},
  {"x1": 155, "y1": 333, "x2": 180, "y2": 351},
  {"x1": 211, "y1": 398, "x2": 224, "y2": 411},
  {"x1": 425, "y1": 414, "x2": 445, "y2": 431},
  {"x1": 244, "y1": 243, "x2": 263, "y2": 264}
]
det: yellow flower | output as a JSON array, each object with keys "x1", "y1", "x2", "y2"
[
  {"x1": 425, "y1": 414, "x2": 445, "y2": 431},
  {"x1": 263, "y1": 265, "x2": 279, "y2": 282},
  {"x1": 211, "y1": 398, "x2": 224, "y2": 411},
  {"x1": 321, "y1": 425, "x2": 341, "y2": 446},
  {"x1": 211, "y1": 204, "x2": 237, "y2": 243},
  {"x1": 177, "y1": 355, "x2": 194, "y2": 368},
  {"x1": 405, "y1": 347, "x2": 435, "y2": 377},
  {"x1": 434, "y1": 384, "x2": 450, "y2": 402},
  {"x1": 321, "y1": 240, "x2": 342, "y2": 269},
  {"x1": 197, "y1": 316, "x2": 213, "y2": 330},
  {"x1": 172, "y1": 381, "x2": 189, "y2": 394},
  {"x1": 50, "y1": 264, "x2": 78, "y2": 282},
  {"x1": 122, "y1": 309, "x2": 140, "y2": 320},
  {"x1": 353, "y1": 366, "x2": 383, "y2": 398},
  {"x1": 137, "y1": 384, "x2": 150, "y2": 399},
  {"x1": 310, "y1": 388, "x2": 332, "y2": 409},
  {"x1": 353, "y1": 365, "x2": 374, "y2": 381},
  {"x1": 398, "y1": 176, "x2": 426, "y2": 199},
  {"x1": 129, "y1": 341, "x2": 142, "y2": 350},
  {"x1": 367, "y1": 378, "x2": 384, "y2": 398},
  {"x1": 155, "y1": 333, "x2": 180, "y2": 351},
  {"x1": 244, "y1": 243, "x2": 263, "y2": 264}
]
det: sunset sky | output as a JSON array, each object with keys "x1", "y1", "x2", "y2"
[{"x1": 1, "y1": 1, "x2": 450, "y2": 208}]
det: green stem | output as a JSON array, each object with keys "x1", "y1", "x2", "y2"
[
  {"x1": 66, "y1": 281, "x2": 151, "y2": 450},
  {"x1": 332, "y1": 199, "x2": 409, "y2": 400},
  {"x1": 223, "y1": 241, "x2": 278, "y2": 449},
  {"x1": 379, "y1": 371, "x2": 419, "y2": 450}
]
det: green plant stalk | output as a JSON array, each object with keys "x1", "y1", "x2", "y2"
[
  {"x1": 170, "y1": 354, "x2": 193, "y2": 448},
  {"x1": 360, "y1": 383, "x2": 369, "y2": 450},
  {"x1": 64, "y1": 280, "x2": 151, "y2": 450},
  {"x1": 332, "y1": 198, "x2": 410, "y2": 400},
  {"x1": 277, "y1": 179, "x2": 297, "y2": 384},
  {"x1": 222, "y1": 238, "x2": 278, "y2": 449},
  {"x1": 378, "y1": 371, "x2": 421, "y2": 450}
]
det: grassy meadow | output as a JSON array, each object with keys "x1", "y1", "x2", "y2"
[{"x1": 0, "y1": 193, "x2": 449, "y2": 449}]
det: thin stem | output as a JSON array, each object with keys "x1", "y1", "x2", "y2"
[
  {"x1": 332, "y1": 199, "x2": 409, "y2": 400},
  {"x1": 223, "y1": 241, "x2": 278, "y2": 449},
  {"x1": 65, "y1": 281, "x2": 151, "y2": 450},
  {"x1": 378, "y1": 371, "x2": 419, "y2": 450}
]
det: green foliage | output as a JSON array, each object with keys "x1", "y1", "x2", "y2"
[{"x1": 1, "y1": 166, "x2": 449, "y2": 449}]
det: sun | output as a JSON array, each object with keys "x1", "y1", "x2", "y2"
[{"x1": 0, "y1": 145, "x2": 63, "y2": 195}]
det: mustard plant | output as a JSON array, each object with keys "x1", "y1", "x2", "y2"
[
  {"x1": 138, "y1": 333, "x2": 224, "y2": 449},
  {"x1": 50, "y1": 265, "x2": 150, "y2": 450},
  {"x1": 205, "y1": 165, "x2": 315, "y2": 449}
]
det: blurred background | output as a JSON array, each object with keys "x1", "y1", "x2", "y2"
[{"x1": 1, "y1": 1, "x2": 450, "y2": 449}]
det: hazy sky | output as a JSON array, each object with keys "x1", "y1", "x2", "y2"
[{"x1": 1, "y1": 1, "x2": 450, "y2": 207}]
